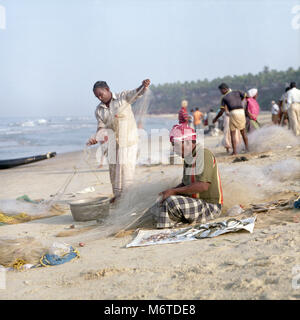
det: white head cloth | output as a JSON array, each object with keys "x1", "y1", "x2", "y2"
[{"x1": 247, "y1": 88, "x2": 258, "y2": 98}]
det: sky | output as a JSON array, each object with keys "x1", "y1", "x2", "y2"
[{"x1": 0, "y1": 0, "x2": 299, "y2": 117}]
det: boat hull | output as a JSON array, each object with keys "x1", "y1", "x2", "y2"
[{"x1": 0, "y1": 152, "x2": 56, "y2": 169}]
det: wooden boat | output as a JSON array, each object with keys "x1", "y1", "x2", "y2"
[{"x1": 0, "y1": 152, "x2": 56, "y2": 169}]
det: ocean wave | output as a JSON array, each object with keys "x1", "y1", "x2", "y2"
[
  {"x1": 49, "y1": 124, "x2": 65, "y2": 128},
  {"x1": 0, "y1": 116, "x2": 170, "y2": 160},
  {"x1": 37, "y1": 119, "x2": 48, "y2": 124},
  {"x1": 71, "y1": 124, "x2": 94, "y2": 129},
  {"x1": 4, "y1": 130, "x2": 22, "y2": 135},
  {"x1": 21, "y1": 121, "x2": 35, "y2": 127},
  {"x1": 65, "y1": 116, "x2": 92, "y2": 121},
  {"x1": 78, "y1": 117, "x2": 92, "y2": 121}
]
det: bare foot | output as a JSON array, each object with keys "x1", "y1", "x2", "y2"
[
  {"x1": 109, "y1": 197, "x2": 116, "y2": 204},
  {"x1": 110, "y1": 195, "x2": 122, "y2": 204}
]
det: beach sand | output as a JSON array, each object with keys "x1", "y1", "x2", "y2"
[{"x1": 0, "y1": 113, "x2": 299, "y2": 300}]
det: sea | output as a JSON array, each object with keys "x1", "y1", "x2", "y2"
[{"x1": 0, "y1": 116, "x2": 178, "y2": 160}]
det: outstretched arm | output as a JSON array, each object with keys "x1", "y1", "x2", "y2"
[
  {"x1": 136, "y1": 79, "x2": 151, "y2": 94},
  {"x1": 213, "y1": 108, "x2": 225, "y2": 123},
  {"x1": 125, "y1": 79, "x2": 151, "y2": 104}
]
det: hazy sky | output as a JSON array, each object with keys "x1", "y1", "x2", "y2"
[{"x1": 0, "y1": 0, "x2": 299, "y2": 117}]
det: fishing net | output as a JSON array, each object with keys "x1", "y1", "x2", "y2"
[
  {"x1": 0, "y1": 198, "x2": 67, "y2": 225},
  {"x1": 0, "y1": 237, "x2": 46, "y2": 268},
  {"x1": 248, "y1": 125, "x2": 300, "y2": 152},
  {"x1": 132, "y1": 88, "x2": 154, "y2": 129},
  {"x1": 43, "y1": 88, "x2": 155, "y2": 206},
  {"x1": 103, "y1": 166, "x2": 182, "y2": 235},
  {"x1": 220, "y1": 158, "x2": 300, "y2": 211}
]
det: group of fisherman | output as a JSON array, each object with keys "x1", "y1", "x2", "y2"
[
  {"x1": 178, "y1": 83, "x2": 262, "y2": 155},
  {"x1": 271, "y1": 82, "x2": 300, "y2": 136},
  {"x1": 86, "y1": 79, "x2": 300, "y2": 229}
]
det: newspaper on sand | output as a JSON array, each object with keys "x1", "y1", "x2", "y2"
[{"x1": 127, "y1": 217, "x2": 256, "y2": 248}]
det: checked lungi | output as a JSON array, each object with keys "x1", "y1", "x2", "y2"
[{"x1": 156, "y1": 195, "x2": 222, "y2": 229}]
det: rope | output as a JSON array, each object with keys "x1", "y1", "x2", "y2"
[
  {"x1": 0, "y1": 211, "x2": 31, "y2": 224},
  {"x1": 39, "y1": 246, "x2": 80, "y2": 267},
  {"x1": 12, "y1": 259, "x2": 28, "y2": 270}
]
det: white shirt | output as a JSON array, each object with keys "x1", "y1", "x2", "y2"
[
  {"x1": 95, "y1": 89, "x2": 143, "y2": 147},
  {"x1": 207, "y1": 112, "x2": 216, "y2": 126},
  {"x1": 271, "y1": 103, "x2": 279, "y2": 115},
  {"x1": 280, "y1": 92, "x2": 288, "y2": 112},
  {"x1": 287, "y1": 87, "x2": 300, "y2": 109}
]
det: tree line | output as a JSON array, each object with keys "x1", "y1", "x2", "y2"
[{"x1": 148, "y1": 66, "x2": 300, "y2": 114}]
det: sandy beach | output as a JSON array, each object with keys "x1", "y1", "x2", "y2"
[{"x1": 0, "y1": 112, "x2": 299, "y2": 300}]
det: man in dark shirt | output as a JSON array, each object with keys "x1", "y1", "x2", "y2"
[{"x1": 213, "y1": 83, "x2": 249, "y2": 155}]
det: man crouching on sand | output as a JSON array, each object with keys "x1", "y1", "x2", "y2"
[{"x1": 156, "y1": 124, "x2": 223, "y2": 228}]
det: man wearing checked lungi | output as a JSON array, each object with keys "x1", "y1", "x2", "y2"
[{"x1": 156, "y1": 123, "x2": 223, "y2": 228}]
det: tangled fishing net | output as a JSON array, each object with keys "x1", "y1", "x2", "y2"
[
  {"x1": 248, "y1": 125, "x2": 300, "y2": 152},
  {"x1": 0, "y1": 237, "x2": 46, "y2": 269},
  {"x1": 99, "y1": 166, "x2": 182, "y2": 235},
  {"x1": 0, "y1": 197, "x2": 67, "y2": 225},
  {"x1": 220, "y1": 158, "x2": 300, "y2": 210}
]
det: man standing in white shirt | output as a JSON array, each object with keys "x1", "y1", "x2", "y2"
[
  {"x1": 87, "y1": 79, "x2": 151, "y2": 202},
  {"x1": 271, "y1": 100, "x2": 280, "y2": 124},
  {"x1": 207, "y1": 109, "x2": 216, "y2": 133},
  {"x1": 286, "y1": 82, "x2": 300, "y2": 136},
  {"x1": 279, "y1": 87, "x2": 290, "y2": 126}
]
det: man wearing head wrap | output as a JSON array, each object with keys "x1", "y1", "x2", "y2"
[
  {"x1": 87, "y1": 79, "x2": 151, "y2": 202},
  {"x1": 245, "y1": 88, "x2": 260, "y2": 133},
  {"x1": 213, "y1": 83, "x2": 249, "y2": 155},
  {"x1": 271, "y1": 100, "x2": 280, "y2": 125},
  {"x1": 178, "y1": 100, "x2": 190, "y2": 124},
  {"x1": 155, "y1": 124, "x2": 223, "y2": 228}
]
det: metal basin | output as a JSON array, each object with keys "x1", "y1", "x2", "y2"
[{"x1": 69, "y1": 197, "x2": 110, "y2": 222}]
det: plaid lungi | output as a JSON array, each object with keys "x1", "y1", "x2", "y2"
[{"x1": 156, "y1": 195, "x2": 222, "y2": 229}]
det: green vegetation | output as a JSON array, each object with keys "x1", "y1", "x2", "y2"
[{"x1": 149, "y1": 66, "x2": 300, "y2": 114}]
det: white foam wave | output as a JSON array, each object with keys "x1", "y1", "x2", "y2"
[
  {"x1": 5, "y1": 130, "x2": 22, "y2": 135},
  {"x1": 21, "y1": 121, "x2": 35, "y2": 127},
  {"x1": 37, "y1": 119, "x2": 48, "y2": 125}
]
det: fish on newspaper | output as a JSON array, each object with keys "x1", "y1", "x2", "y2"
[{"x1": 126, "y1": 217, "x2": 256, "y2": 248}]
